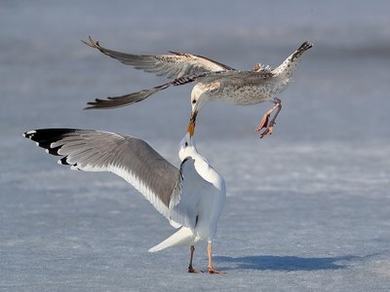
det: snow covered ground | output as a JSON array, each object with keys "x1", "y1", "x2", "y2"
[
  {"x1": 1, "y1": 1, "x2": 390, "y2": 291},
  {"x1": 2, "y1": 140, "x2": 390, "y2": 291}
]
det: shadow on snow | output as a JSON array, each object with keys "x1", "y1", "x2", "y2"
[{"x1": 214, "y1": 255, "x2": 363, "y2": 271}]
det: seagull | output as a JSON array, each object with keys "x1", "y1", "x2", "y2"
[
  {"x1": 83, "y1": 37, "x2": 312, "y2": 138},
  {"x1": 23, "y1": 128, "x2": 226, "y2": 274}
]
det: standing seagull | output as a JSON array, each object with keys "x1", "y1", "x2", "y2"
[
  {"x1": 23, "y1": 129, "x2": 226, "y2": 274},
  {"x1": 83, "y1": 37, "x2": 312, "y2": 138}
]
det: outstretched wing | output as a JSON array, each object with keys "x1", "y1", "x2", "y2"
[
  {"x1": 23, "y1": 128, "x2": 197, "y2": 228},
  {"x1": 82, "y1": 36, "x2": 234, "y2": 79},
  {"x1": 84, "y1": 74, "x2": 206, "y2": 109},
  {"x1": 23, "y1": 129, "x2": 211, "y2": 230},
  {"x1": 84, "y1": 69, "x2": 274, "y2": 110}
]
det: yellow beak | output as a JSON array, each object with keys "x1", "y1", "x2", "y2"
[{"x1": 186, "y1": 111, "x2": 198, "y2": 137}]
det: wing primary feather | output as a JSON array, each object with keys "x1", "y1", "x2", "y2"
[
  {"x1": 82, "y1": 36, "x2": 235, "y2": 80},
  {"x1": 23, "y1": 128, "x2": 192, "y2": 225}
]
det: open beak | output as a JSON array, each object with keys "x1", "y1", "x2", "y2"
[{"x1": 186, "y1": 110, "x2": 198, "y2": 137}]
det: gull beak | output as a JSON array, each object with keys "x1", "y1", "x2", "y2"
[{"x1": 187, "y1": 110, "x2": 198, "y2": 137}]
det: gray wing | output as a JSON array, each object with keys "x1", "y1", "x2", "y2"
[
  {"x1": 23, "y1": 128, "x2": 184, "y2": 224},
  {"x1": 84, "y1": 74, "x2": 203, "y2": 109},
  {"x1": 203, "y1": 69, "x2": 275, "y2": 85},
  {"x1": 82, "y1": 36, "x2": 234, "y2": 79}
]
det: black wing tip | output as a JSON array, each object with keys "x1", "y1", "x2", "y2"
[
  {"x1": 58, "y1": 156, "x2": 70, "y2": 166},
  {"x1": 84, "y1": 99, "x2": 114, "y2": 110},
  {"x1": 24, "y1": 129, "x2": 81, "y2": 165},
  {"x1": 23, "y1": 129, "x2": 78, "y2": 150},
  {"x1": 84, "y1": 103, "x2": 103, "y2": 110},
  {"x1": 57, "y1": 156, "x2": 79, "y2": 169},
  {"x1": 23, "y1": 130, "x2": 36, "y2": 139},
  {"x1": 23, "y1": 128, "x2": 77, "y2": 139}
]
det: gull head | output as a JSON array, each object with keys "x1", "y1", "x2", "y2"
[
  {"x1": 190, "y1": 88, "x2": 207, "y2": 114},
  {"x1": 178, "y1": 132, "x2": 197, "y2": 161}
]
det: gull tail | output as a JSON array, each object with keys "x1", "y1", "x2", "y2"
[
  {"x1": 84, "y1": 74, "x2": 208, "y2": 110},
  {"x1": 272, "y1": 41, "x2": 313, "y2": 75},
  {"x1": 148, "y1": 227, "x2": 194, "y2": 253},
  {"x1": 290, "y1": 41, "x2": 313, "y2": 61}
]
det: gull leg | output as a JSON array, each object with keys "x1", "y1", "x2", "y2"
[
  {"x1": 256, "y1": 97, "x2": 282, "y2": 139},
  {"x1": 207, "y1": 242, "x2": 223, "y2": 274},
  {"x1": 256, "y1": 104, "x2": 275, "y2": 131},
  {"x1": 188, "y1": 245, "x2": 198, "y2": 273},
  {"x1": 264, "y1": 98, "x2": 282, "y2": 137}
]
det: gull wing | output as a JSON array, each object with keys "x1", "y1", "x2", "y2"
[
  {"x1": 84, "y1": 70, "x2": 274, "y2": 110},
  {"x1": 23, "y1": 128, "x2": 204, "y2": 229},
  {"x1": 82, "y1": 36, "x2": 234, "y2": 79}
]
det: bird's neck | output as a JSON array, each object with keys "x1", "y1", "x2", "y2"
[{"x1": 191, "y1": 152, "x2": 225, "y2": 192}]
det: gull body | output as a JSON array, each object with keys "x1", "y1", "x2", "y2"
[
  {"x1": 24, "y1": 129, "x2": 225, "y2": 273},
  {"x1": 187, "y1": 42, "x2": 312, "y2": 137},
  {"x1": 189, "y1": 44, "x2": 305, "y2": 108},
  {"x1": 83, "y1": 37, "x2": 312, "y2": 137}
]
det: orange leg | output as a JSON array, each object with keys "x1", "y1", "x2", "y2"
[{"x1": 207, "y1": 242, "x2": 224, "y2": 274}]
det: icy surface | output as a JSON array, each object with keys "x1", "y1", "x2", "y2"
[{"x1": 1, "y1": 1, "x2": 390, "y2": 291}]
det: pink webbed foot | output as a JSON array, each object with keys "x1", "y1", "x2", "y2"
[
  {"x1": 207, "y1": 266, "x2": 224, "y2": 274},
  {"x1": 256, "y1": 98, "x2": 282, "y2": 139},
  {"x1": 256, "y1": 112, "x2": 270, "y2": 132}
]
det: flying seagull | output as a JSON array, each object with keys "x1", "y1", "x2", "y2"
[
  {"x1": 83, "y1": 37, "x2": 312, "y2": 138},
  {"x1": 23, "y1": 129, "x2": 226, "y2": 274}
]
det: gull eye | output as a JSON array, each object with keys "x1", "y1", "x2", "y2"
[
  {"x1": 192, "y1": 99, "x2": 196, "y2": 104},
  {"x1": 184, "y1": 142, "x2": 188, "y2": 147}
]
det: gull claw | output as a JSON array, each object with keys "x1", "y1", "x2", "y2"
[
  {"x1": 259, "y1": 125, "x2": 274, "y2": 139},
  {"x1": 207, "y1": 266, "x2": 224, "y2": 274},
  {"x1": 187, "y1": 266, "x2": 198, "y2": 273}
]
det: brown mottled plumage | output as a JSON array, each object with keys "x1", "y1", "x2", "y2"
[{"x1": 83, "y1": 37, "x2": 312, "y2": 138}]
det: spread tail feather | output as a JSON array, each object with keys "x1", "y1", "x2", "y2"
[
  {"x1": 291, "y1": 41, "x2": 313, "y2": 61},
  {"x1": 272, "y1": 41, "x2": 313, "y2": 75},
  {"x1": 148, "y1": 227, "x2": 194, "y2": 253}
]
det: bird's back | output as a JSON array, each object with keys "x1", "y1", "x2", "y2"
[{"x1": 195, "y1": 70, "x2": 277, "y2": 105}]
